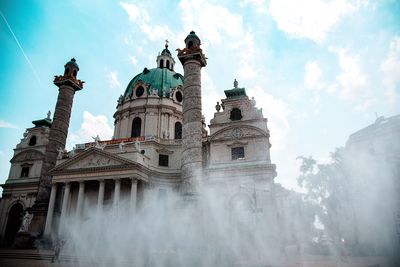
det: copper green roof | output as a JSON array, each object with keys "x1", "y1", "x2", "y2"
[
  {"x1": 161, "y1": 47, "x2": 172, "y2": 56},
  {"x1": 123, "y1": 67, "x2": 184, "y2": 98},
  {"x1": 224, "y1": 88, "x2": 247, "y2": 99},
  {"x1": 185, "y1": 31, "x2": 200, "y2": 42},
  {"x1": 32, "y1": 118, "x2": 52, "y2": 128}
]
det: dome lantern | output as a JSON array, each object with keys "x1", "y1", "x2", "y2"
[{"x1": 157, "y1": 40, "x2": 175, "y2": 71}]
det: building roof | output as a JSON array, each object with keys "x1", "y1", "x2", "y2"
[
  {"x1": 123, "y1": 67, "x2": 184, "y2": 98},
  {"x1": 347, "y1": 114, "x2": 400, "y2": 144},
  {"x1": 224, "y1": 88, "x2": 247, "y2": 99},
  {"x1": 32, "y1": 118, "x2": 52, "y2": 128}
]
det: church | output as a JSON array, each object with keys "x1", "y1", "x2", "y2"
[{"x1": 0, "y1": 32, "x2": 277, "y2": 248}]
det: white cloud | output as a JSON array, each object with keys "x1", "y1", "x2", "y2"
[
  {"x1": 129, "y1": 56, "x2": 138, "y2": 65},
  {"x1": 0, "y1": 119, "x2": 17, "y2": 129},
  {"x1": 180, "y1": 0, "x2": 245, "y2": 45},
  {"x1": 269, "y1": 0, "x2": 358, "y2": 43},
  {"x1": 304, "y1": 61, "x2": 323, "y2": 90},
  {"x1": 331, "y1": 48, "x2": 367, "y2": 101},
  {"x1": 201, "y1": 69, "x2": 224, "y2": 127},
  {"x1": 247, "y1": 86, "x2": 290, "y2": 152},
  {"x1": 120, "y1": 2, "x2": 172, "y2": 42},
  {"x1": 240, "y1": 0, "x2": 268, "y2": 14},
  {"x1": 179, "y1": 0, "x2": 258, "y2": 82},
  {"x1": 119, "y1": 2, "x2": 142, "y2": 22},
  {"x1": 67, "y1": 111, "x2": 113, "y2": 149},
  {"x1": 107, "y1": 71, "x2": 121, "y2": 89},
  {"x1": 381, "y1": 36, "x2": 400, "y2": 105}
]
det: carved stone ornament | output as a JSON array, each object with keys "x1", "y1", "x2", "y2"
[
  {"x1": 231, "y1": 128, "x2": 243, "y2": 139},
  {"x1": 66, "y1": 154, "x2": 121, "y2": 169}
]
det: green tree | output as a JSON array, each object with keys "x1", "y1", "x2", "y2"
[{"x1": 297, "y1": 148, "x2": 358, "y2": 250}]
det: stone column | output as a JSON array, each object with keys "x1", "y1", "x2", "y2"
[
  {"x1": 60, "y1": 182, "x2": 70, "y2": 227},
  {"x1": 43, "y1": 183, "x2": 57, "y2": 236},
  {"x1": 97, "y1": 179, "x2": 105, "y2": 213},
  {"x1": 30, "y1": 59, "x2": 84, "y2": 236},
  {"x1": 130, "y1": 178, "x2": 137, "y2": 214},
  {"x1": 177, "y1": 31, "x2": 207, "y2": 195},
  {"x1": 113, "y1": 179, "x2": 121, "y2": 211},
  {"x1": 76, "y1": 181, "x2": 85, "y2": 218}
]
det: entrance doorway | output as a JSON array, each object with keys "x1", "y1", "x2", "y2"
[{"x1": 3, "y1": 203, "x2": 23, "y2": 246}]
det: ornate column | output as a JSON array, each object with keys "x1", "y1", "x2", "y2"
[
  {"x1": 130, "y1": 178, "x2": 137, "y2": 214},
  {"x1": 113, "y1": 179, "x2": 121, "y2": 211},
  {"x1": 30, "y1": 59, "x2": 84, "y2": 236},
  {"x1": 76, "y1": 181, "x2": 85, "y2": 218},
  {"x1": 60, "y1": 182, "x2": 70, "y2": 227},
  {"x1": 97, "y1": 179, "x2": 105, "y2": 213},
  {"x1": 43, "y1": 183, "x2": 57, "y2": 236},
  {"x1": 177, "y1": 31, "x2": 207, "y2": 195}
]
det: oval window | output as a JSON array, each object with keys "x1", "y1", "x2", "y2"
[
  {"x1": 175, "y1": 91, "x2": 183, "y2": 103},
  {"x1": 136, "y1": 86, "x2": 144, "y2": 97}
]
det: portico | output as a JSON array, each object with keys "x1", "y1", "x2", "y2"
[
  {"x1": 42, "y1": 147, "x2": 150, "y2": 236},
  {"x1": 44, "y1": 177, "x2": 144, "y2": 236}
]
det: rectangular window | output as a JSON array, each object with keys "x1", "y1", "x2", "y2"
[
  {"x1": 20, "y1": 167, "x2": 30, "y2": 177},
  {"x1": 231, "y1": 147, "x2": 245, "y2": 160},
  {"x1": 159, "y1": 154, "x2": 169, "y2": 167}
]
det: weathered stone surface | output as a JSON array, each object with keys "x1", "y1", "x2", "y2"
[{"x1": 180, "y1": 56, "x2": 205, "y2": 192}]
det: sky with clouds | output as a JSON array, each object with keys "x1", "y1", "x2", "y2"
[{"x1": 0, "y1": 0, "x2": 399, "y2": 191}]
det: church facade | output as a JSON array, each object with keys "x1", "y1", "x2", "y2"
[{"x1": 0, "y1": 32, "x2": 277, "y2": 247}]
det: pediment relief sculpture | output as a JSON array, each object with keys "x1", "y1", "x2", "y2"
[{"x1": 66, "y1": 154, "x2": 124, "y2": 170}]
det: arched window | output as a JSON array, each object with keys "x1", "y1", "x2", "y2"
[
  {"x1": 166, "y1": 60, "x2": 170, "y2": 69},
  {"x1": 131, "y1": 117, "x2": 142, "y2": 138},
  {"x1": 230, "y1": 108, "x2": 242, "y2": 121},
  {"x1": 72, "y1": 69, "x2": 77, "y2": 78},
  {"x1": 64, "y1": 67, "x2": 70, "y2": 76},
  {"x1": 160, "y1": 59, "x2": 164, "y2": 68},
  {"x1": 188, "y1": 41, "x2": 193, "y2": 48},
  {"x1": 28, "y1": 136, "x2": 37, "y2": 146},
  {"x1": 175, "y1": 122, "x2": 182, "y2": 139},
  {"x1": 21, "y1": 166, "x2": 30, "y2": 177}
]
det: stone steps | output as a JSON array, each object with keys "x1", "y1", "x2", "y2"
[{"x1": 0, "y1": 249, "x2": 77, "y2": 262}]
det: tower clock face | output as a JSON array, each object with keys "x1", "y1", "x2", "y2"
[{"x1": 232, "y1": 128, "x2": 242, "y2": 139}]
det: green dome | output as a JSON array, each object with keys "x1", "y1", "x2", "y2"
[
  {"x1": 123, "y1": 67, "x2": 184, "y2": 98},
  {"x1": 161, "y1": 47, "x2": 172, "y2": 56},
  {"x1": 185, "y1": 31, "x2": 200, "y2": 42}
]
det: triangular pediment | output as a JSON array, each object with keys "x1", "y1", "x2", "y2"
[{"x1": 51, "y1": 147, "x2": 135, "y2": 173}]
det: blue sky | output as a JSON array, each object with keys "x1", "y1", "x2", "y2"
[{"x1": 0, "y1": 0, "x2": 399, "y2": 190}]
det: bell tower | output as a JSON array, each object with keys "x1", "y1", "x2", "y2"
[
  {"x1": 177, "y1": 31, "x2": 207, "y2": 195},
  {"x1": 29, "y1": 58, "x2": 84, "y2": 237}
]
